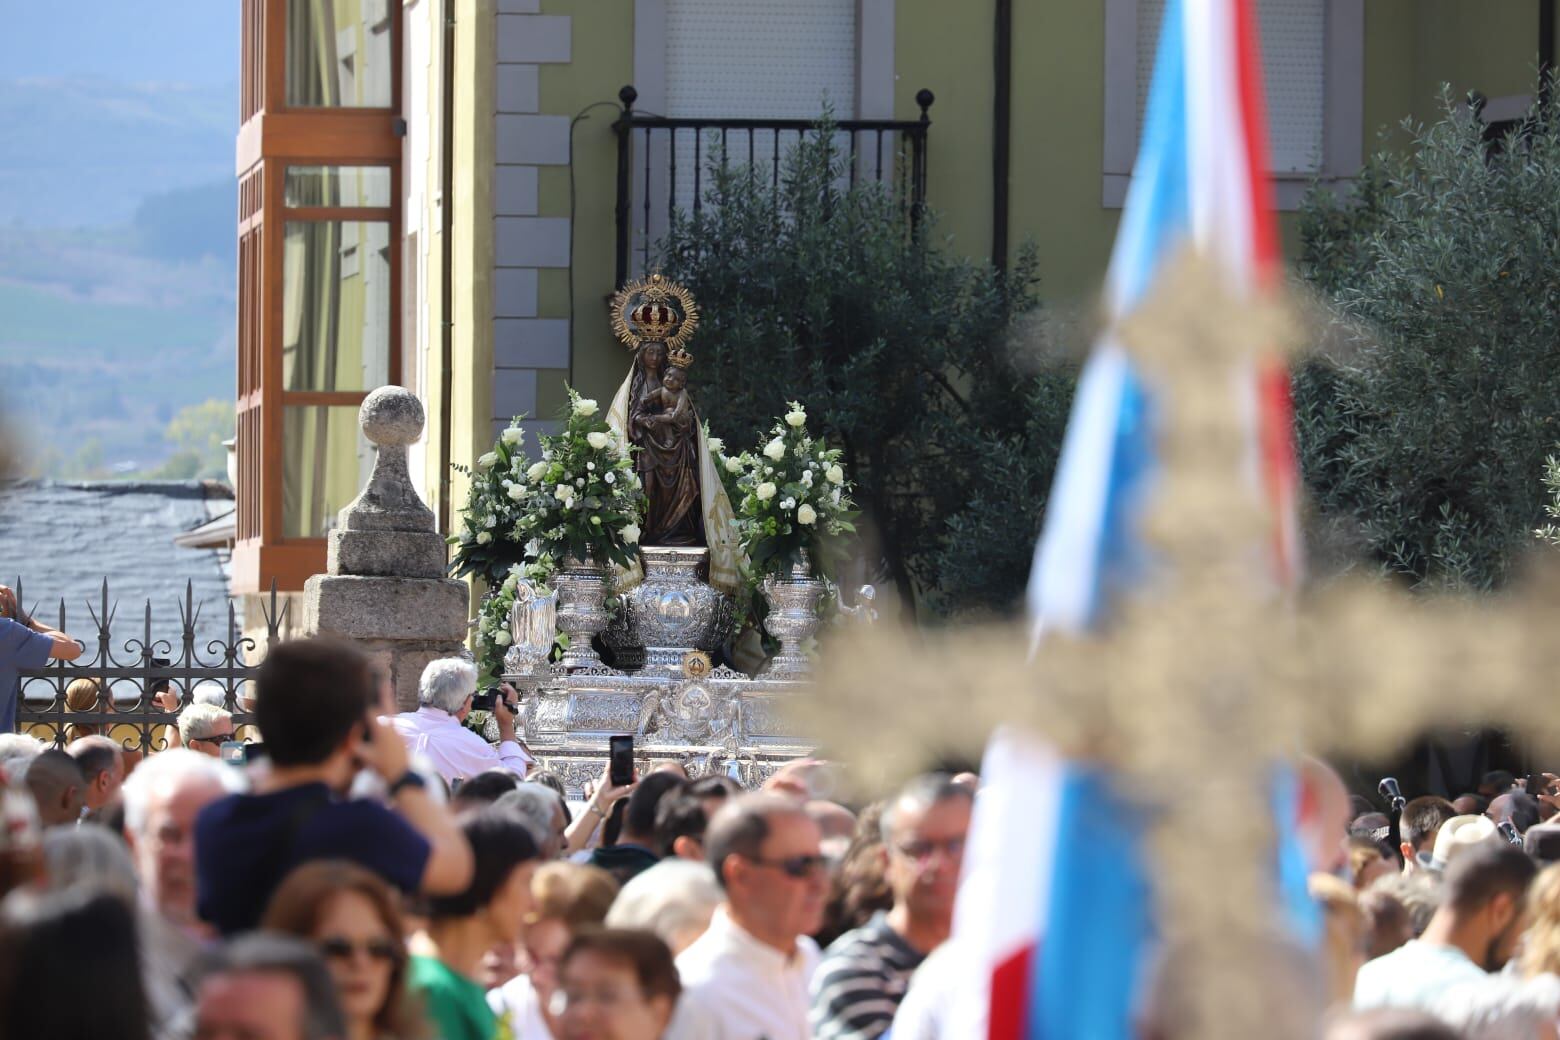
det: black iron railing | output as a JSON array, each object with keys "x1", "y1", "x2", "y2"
[
  {"x1": 612, "y1": 84, "x2": 935, "y2": 287},
  {"x1": 12, "y1": 579, "x2": 285, "y2": 751}
]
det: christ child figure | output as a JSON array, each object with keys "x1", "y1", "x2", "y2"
[{"x1": 644, "y1": 362, "x2": 694, "y2": 433}]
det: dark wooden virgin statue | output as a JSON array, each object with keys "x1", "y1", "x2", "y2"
[{"x1": 627, "y1": 341, "x2": 705, "y2": 546}]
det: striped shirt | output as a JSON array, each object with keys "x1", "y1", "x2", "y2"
[{"x1": 809, "y1": 913, "x2": 926, "y2": 1040}]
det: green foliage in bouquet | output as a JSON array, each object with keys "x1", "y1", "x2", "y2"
[
  {"x1": 472, "y1": 559, "x2": 556, "y2": 685},
  {"x1": 659, "y1": 119, "x2": 1067, "y2": 614},
  {"x1": 725, "y1": 402, "x2": 857, "y2": 580},
  {"x1": 450, "y1": 389, "x2": 644, "y2": 584},
  {"x1": 1296, "y1": 86, "x2": 1560, "y2": 589}
]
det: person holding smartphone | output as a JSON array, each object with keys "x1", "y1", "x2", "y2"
[
  {"x1": 0, "y1": 583, "x2": 82, "y2": 733},
  {"x1": 385, "y1": 657, "x2": 533, "y2": 785},
  {"x1": 194, "y1": 637, "x2": 474, "y2": 936}
]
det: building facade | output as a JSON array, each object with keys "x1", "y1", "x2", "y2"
[{"x1": 232, "y1": 0, "x2": 1558, "y2": 615}]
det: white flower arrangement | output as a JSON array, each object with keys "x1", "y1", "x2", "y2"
[
  {"x1": 726, "y1": 401, "x2": 858, "y2": 579},
  {"x1": 450, "y1": 388, "x2": 647, "y2": 676}
]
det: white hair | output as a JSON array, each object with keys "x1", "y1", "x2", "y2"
[
  {"x1": 177, "y1": 702, "x2": 232, "y2": 743},
  {"x1": 42, "y1": 823, "x2": 138, "y2": 903},
  {"x1": 606, "y1": 858, "x2": 723, "y2": 946},
  {"x1": 0, "y1": 733, "x2": 46, "y2": 772},
  {"x1": 494, "y1": 783, "x2": 563, "y2": 848},
  {"x1": 191, "y1": 681, "x2": 229, "y2": 708},
  {"x1": 418, "y1": 657, "x2": 478, "y2": 714},
  {"x1": 120, "y1": 748, "x2": 243, "y2": 838}
]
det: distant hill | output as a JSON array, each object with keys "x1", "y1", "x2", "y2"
[{"x1": 0, "y1": 78, "x2": 236, "y2": 227}]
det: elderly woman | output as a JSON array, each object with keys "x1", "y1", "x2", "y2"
[
  {"x1": 490, "y1": 861, "x2": 619, "y2": 1040},
  {"x1": 554, "y1": 928, "x2": 681, "y2": 1040}
]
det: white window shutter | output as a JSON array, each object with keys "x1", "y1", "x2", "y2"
[
  {"x1": 1136, "y1": 0, "x2": 1325, "y2": 174},
  {"x1": 664, "y1": 0, "x2": 858, "y2": 120}
]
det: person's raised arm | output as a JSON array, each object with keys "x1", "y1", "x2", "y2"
[
  {"x1": 358, "y1": 715, "x2": 473, "y2": 895},
  {"x1": 492, "y1": 683, "x2": 533, "y2": 775},
  {"x1": 0, "y1": 585, "x2": 81, "y2": 661},
  {"x1": 564, "y1": 764, "x2": 637, "y2": 855}
]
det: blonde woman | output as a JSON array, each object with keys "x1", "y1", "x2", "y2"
[{"x1": 1522, "y1": 863, "x2": 1560, "y2": 978}]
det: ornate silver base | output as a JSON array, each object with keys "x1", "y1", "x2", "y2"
[
  {"x1": 555, "y1": 557, "x2": 610, "y2": 671},
  {"x1": 762, "y1": 557, "x2": 826, "y2": 677}
]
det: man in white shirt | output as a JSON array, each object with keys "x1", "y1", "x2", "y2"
[
  {"x1": 668, "y1": 793, "x2": 829, "y2": 1040},
  {"x1": 1354, "y1": 842, "x2": 1560, "y2": 1038},
  {"x1": 387, "y1": 657, "x2": 531, "y2": 784}
]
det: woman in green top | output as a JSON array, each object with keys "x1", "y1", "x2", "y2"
[{"x1": 410, "y1": 807, "x2": 541, "y2": 1040}]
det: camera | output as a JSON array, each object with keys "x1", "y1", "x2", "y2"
[
  {"x1": 1378, "y1": 776, "x2": 1406, "y2": 813},
  {"x1": 471, "y1": 686, "x2": 504, "y2": 712}
]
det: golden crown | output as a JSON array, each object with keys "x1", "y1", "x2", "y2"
[
  {"x1": 666, "y1": 348, "x2": 694, "y2": 369},
  {"x1": 610, "y1": 272, "x2": 699, "y2": 352}
]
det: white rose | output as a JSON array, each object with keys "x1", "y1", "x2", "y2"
[
  {"x1": 587, "y1": 431, "x2": 610, "y2": 450},
  {"x1": 707, "y1": 437, "x2": 725, "y2": 455},
  {"x1": 797, "y1": 503, "x2": 817, "y2": 525},
  {"x1": 725, "y1": 457, "x2": 744, "y2": 474},
  {"x1": 763, "y1": 438, "x2": 786, "y2": 462},
  {"x1": 527, "y1": 461, "x2": 548, "y2": 481},
  {"x1": 826, "y1": 464, "x2": 844, "y2": 484},
  {"x1": 801, "y1": 469, "x2": 814, "y2": 487},
  {"x1": 587, "y1": 462, "x2": 597, "y2": 472},
  {"x1": 501, "y1": 428, "x2": 523, "y2": 446},
  {"x1": 780, "y1": 497, "x2": 796, "y2": 510},
  {"x1": 756, "y1": 482, "x2": 777, "y2": 502},
  {"x1": 507, "y1": 484, "x2": 525, "y2": 501},
  {"x1": 477, "y1": 452, "x2": 498, "y2": 470},
  {"x1": 605, "y1": 472, "x2": 616, "y2": 484},
  {"x1": 477, "y1": 531, "x2": 492, "y2": 544},
  {"x1": 785, "y1": 409, "x2": 807, "y2": 428},
  {"x1": 574, "y1": 397, "x2": 599, "y2": 417},
  {"x1": 575, "y1": 477, "x2": 585, "y2": 488},
  {"x1": 622, "y1": 522, "x2": 641, "y2": 544},
  {"x1": 494, "y1": 629, "x2": 512, "y2": 646},
  {"x1": 555, "y1": 484, "x2": 575, "y2": 502}
]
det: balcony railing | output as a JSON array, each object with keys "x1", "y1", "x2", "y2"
[{"x1": 612, "y1": 84, "x2": 935, "y2": 287}]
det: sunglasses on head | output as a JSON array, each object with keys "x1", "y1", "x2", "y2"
[
  {"x1": 318, "y1": 936, "x2": 401, "y2": 963},
  {"x1": 746, "y1": 853, "x2": 828, "y2": 879}
]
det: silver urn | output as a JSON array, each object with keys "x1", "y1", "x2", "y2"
[
  {"x1": 554, "y1": 556, "x2": 611, "y2": 670},
  {"x1": 625, "y1": 547, "x2": 728, "y2": 675},
  {"x1": 761, "y1": 551, "x2": 825, "y2": 677},
  {"x1": 502, "y1": 579, "x2": 558, "y2": 688}
]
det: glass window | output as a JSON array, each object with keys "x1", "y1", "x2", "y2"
[
  {"x1": 281, "y1": 405, "x2": 373, "y2": 538},
  {"x1": 285, "y1": 165, "x2": 392, "y2": 208},
  {"x1": 287, "y1": 0, "x2": 393, "y2": 108},
  {"x1": 282, "y1": 220, "x2": 392, "y2": 392}
]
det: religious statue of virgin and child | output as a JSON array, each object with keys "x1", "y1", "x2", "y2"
[{"x1": 606, "y1": 274, "x2": 741, "y2": 592}]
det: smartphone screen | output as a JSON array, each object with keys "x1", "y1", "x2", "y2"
[
  {"x1": 220, "y1": 741, "x2": 247, "y2": 766},
  {"x1": 609, "y1": 735, "x2": 634, "y2": 787}
]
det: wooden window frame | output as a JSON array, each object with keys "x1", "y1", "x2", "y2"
[{"x1": 234, "y1": 0, "x2": 404, "y2": 594}]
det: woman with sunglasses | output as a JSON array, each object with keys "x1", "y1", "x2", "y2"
[
  {"x1": 554, "y1": 928, "x2": 680, "y2": 1040},
  {"x1": 263, "y1": 860, "x2": 426, "y2": 1040}
]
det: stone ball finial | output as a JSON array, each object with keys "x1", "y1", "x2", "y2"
[{"x1": 359, "y1": 386, "x2": 424, "y2": 448}]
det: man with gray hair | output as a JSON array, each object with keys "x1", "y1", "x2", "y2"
[
  {"x1": 494, "y1": 782, "x2": 568, "y2": 859},
  {"x1": 812, "y1": 774, "x2": 972, "y2": 1040},
  {"x1": 177, "y1": 702, "x2": 234, "y2": 757},
  {"x1": 192, "y1": 933, "x2": 347, "y2": 1040},
  {"x1": 668, "y1": 792, "x2": 828, "y2": 1040},
  {"x1": 387, "y1": 657, "x2": 532, "y2": 784},
  {"x1": 121, "y1": 747, "x2": 243, "y2": 1038}
]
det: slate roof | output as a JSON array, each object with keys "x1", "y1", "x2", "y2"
[{"x1": 0, "y1": 480, "x2": 239, "y2": 672}]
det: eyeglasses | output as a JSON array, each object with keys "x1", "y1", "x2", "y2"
[
  {"x1": 745, "y1": 853, "x2": 829, "y2": 879},
  {"x1": 318, "y1": 936, "x2": 401, "y2": 964},
  {"x1": 893, "y1": 836, "x2": 966, "y2": 863},
  {"x1": 188, "y1": 733, "x2": 236, "y2": 746}
]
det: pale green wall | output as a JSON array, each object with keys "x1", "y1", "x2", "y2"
[{"x1": 479, "y1": 0, "x2": 1559, "y2": 424}]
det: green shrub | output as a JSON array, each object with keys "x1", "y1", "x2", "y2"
[
  {"x1": 1297, "y1": 89, "x2": 1560, "y2": 589},
  {"x1": 658, "y1": 128, "x2": 1071, "y2": 613}
]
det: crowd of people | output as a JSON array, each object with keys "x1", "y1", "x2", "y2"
[{"x1": 7, "y1": 617, "x2": 1560, "y2": 1037}]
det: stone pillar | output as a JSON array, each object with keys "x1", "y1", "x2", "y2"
[{"x1": 303, "y1": 387, "x2": 470, "y2": 709}]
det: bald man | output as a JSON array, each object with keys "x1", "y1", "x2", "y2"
[{"x1": 24, "y1": 748, "x2": 85, "y2": 826}]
